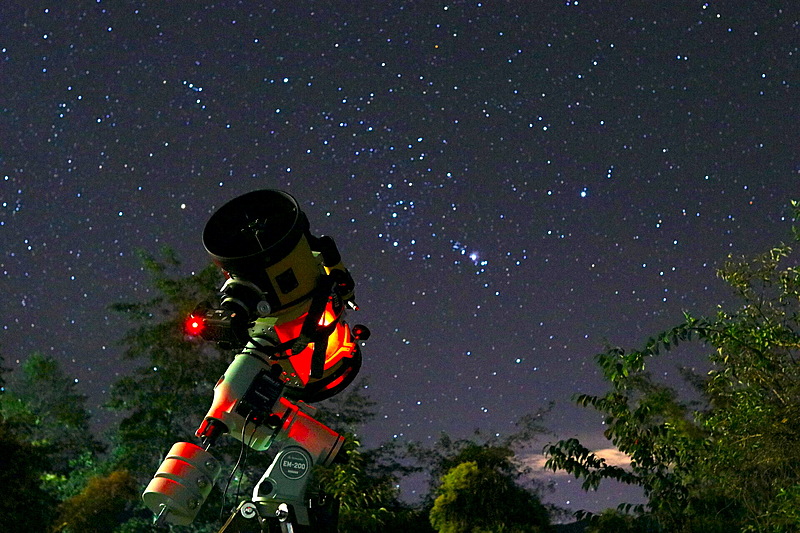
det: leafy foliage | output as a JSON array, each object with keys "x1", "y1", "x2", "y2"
[
  {"x1": 102, "y1": 249, "x2": 282, "y2": 531},
  {"x1": 583, "y1": 509, "x2": 655, "y2": 533},
  {"x1": 429, "y1": 456, "x2": 550, "y2": 533},
  {"x1": 409, "y1": 405, "x2": 553, "y2": 505},
  {"x1": 53, "y1": 470, "x2": 140, "y2": 533},
  {"x1": 407, "y1": 435, "x2": 550, "y2": 533},
  {"x1": 106, "y1": 248, "x2": 230, "y2": 477},
  {"x1": 311, "y1": 436, "x2": 400, "y2": 532},
  {"x1": 545, "y1": 205, "x2": 800, "y2": 532},
  {"x1": 0, "y1": 352, "x2": 103, "y2": 476},
  {"x1": 0, "y1": 417, "x2": 57, "y2": 531},
  {"x1": 0, "y1": 351, "x2": 104, "y2": 522}
]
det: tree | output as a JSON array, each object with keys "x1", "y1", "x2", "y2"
[
  {"x1": 0, "y1": 351, "x2": 104, "y2": 519},
  {"x1": 53, "y1": 470, "x2": 140, "y2": 533},
  {"x1": 698, "y1": 244, "x2": 800, "y2": 530},
  {"x1": 311, "y1": 380, "x2": 438, "y2": 533},
  {"x1": 399, "y1": 406, "x2": 555, "y2": 533},
  {"x1": 429, "y1": 450, "x2": 550, "y2": 533},
  {"x1": 310, "y1": 435, "x2": 401, "y2": 533},
  {"x1": 415, "y1": 437, "x2": 552, "y2": 533},
  {"x1": 106, "y1": 249, "x2": 230, "y2": 475},
  {"x1": 544, "y1": 204, "x2": 800, "y2": 532},
  {"x1": 583, "y1": 509, "x2": 654, "y2": 533},
  {"x1": 105, "y1": 249, "x2": 246, "y2": 531},
  {"x1": 410, "y1": 405, "x2": 554, "y2": 507},
  {"x1": 0, "y1": 417, "x2": 57, "y2": 531},
  {"x1": 0, "y1": 352, "x2": 103, "y2": 476}
]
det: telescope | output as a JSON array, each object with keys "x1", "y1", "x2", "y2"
[{"x1": 142, "y1": 190, "x2": 369, "y2": 532}]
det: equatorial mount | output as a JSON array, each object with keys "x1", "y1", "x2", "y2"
[{"x1": 142, "y1": 190, "x2": 369, "y2": 532}]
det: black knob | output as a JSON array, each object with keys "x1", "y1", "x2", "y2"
[{"x1": 352, "y1": 324, "x2": 370, "y2": 341}]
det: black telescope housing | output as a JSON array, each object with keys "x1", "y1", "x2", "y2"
[
  {"x1": 203, "y1": 189, "x2": 309, "y2": 285},
  {"x1": 201, "y1": 189, "x2": 333, "y2": 329}
]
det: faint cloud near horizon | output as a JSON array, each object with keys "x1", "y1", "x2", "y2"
[{"x1": 521, "y1": 447, "x2": 633, "y2": 479}]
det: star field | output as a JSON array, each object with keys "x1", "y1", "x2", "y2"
[{"x1": 1, "y1": 1, "x2": 796, "y2": 513}]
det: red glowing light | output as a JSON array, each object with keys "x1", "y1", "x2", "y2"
[
  {"x1": 185, "y1": 315, "x2": 205, "y2": 336},
  {"x1": 271, "y1": 300, "x2": 356, "y2": 387}
]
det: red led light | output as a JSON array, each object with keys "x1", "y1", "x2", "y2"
[{"x1": 185, "y1": 315, "x2": 205, "y2": 336}]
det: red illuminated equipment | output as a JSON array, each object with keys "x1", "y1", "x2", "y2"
[
  {"x1": 184, "y1": 189, "x2": 368, "y2": 402},
  {"x1": 267, "y1": 298, "x2": 362, "y2": 401},
  {"x1": 143, "y1": 190, "x2": 369, "y2": 532}
]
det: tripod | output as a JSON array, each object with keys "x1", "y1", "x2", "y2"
[{"x1": 216, "y1": 484, "x2": 339, "y2": 533}]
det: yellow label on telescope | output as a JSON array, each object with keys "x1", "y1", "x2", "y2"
[{"x1": 263, "y1": 235, "x2": 322, "y2": 309}]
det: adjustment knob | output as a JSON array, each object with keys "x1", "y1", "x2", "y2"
[{"x1": 352, "y1": 324, "x2": 370, "y2": 341}]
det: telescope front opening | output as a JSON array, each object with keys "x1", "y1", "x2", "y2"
[{"x1": 203, "y1": 189, "x2": 306, "y2": 263}]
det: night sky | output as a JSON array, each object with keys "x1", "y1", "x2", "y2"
[{"x1": 1, "y1": 1, "x2": 796, "y2": 514}]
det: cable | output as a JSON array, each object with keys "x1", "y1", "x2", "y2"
[
  {"x1": 234, "y1": 414, "x2": 259, "y2": 507},
  {"x1": 219, "y1": 411, "x2": 253, "y2": 520}
]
